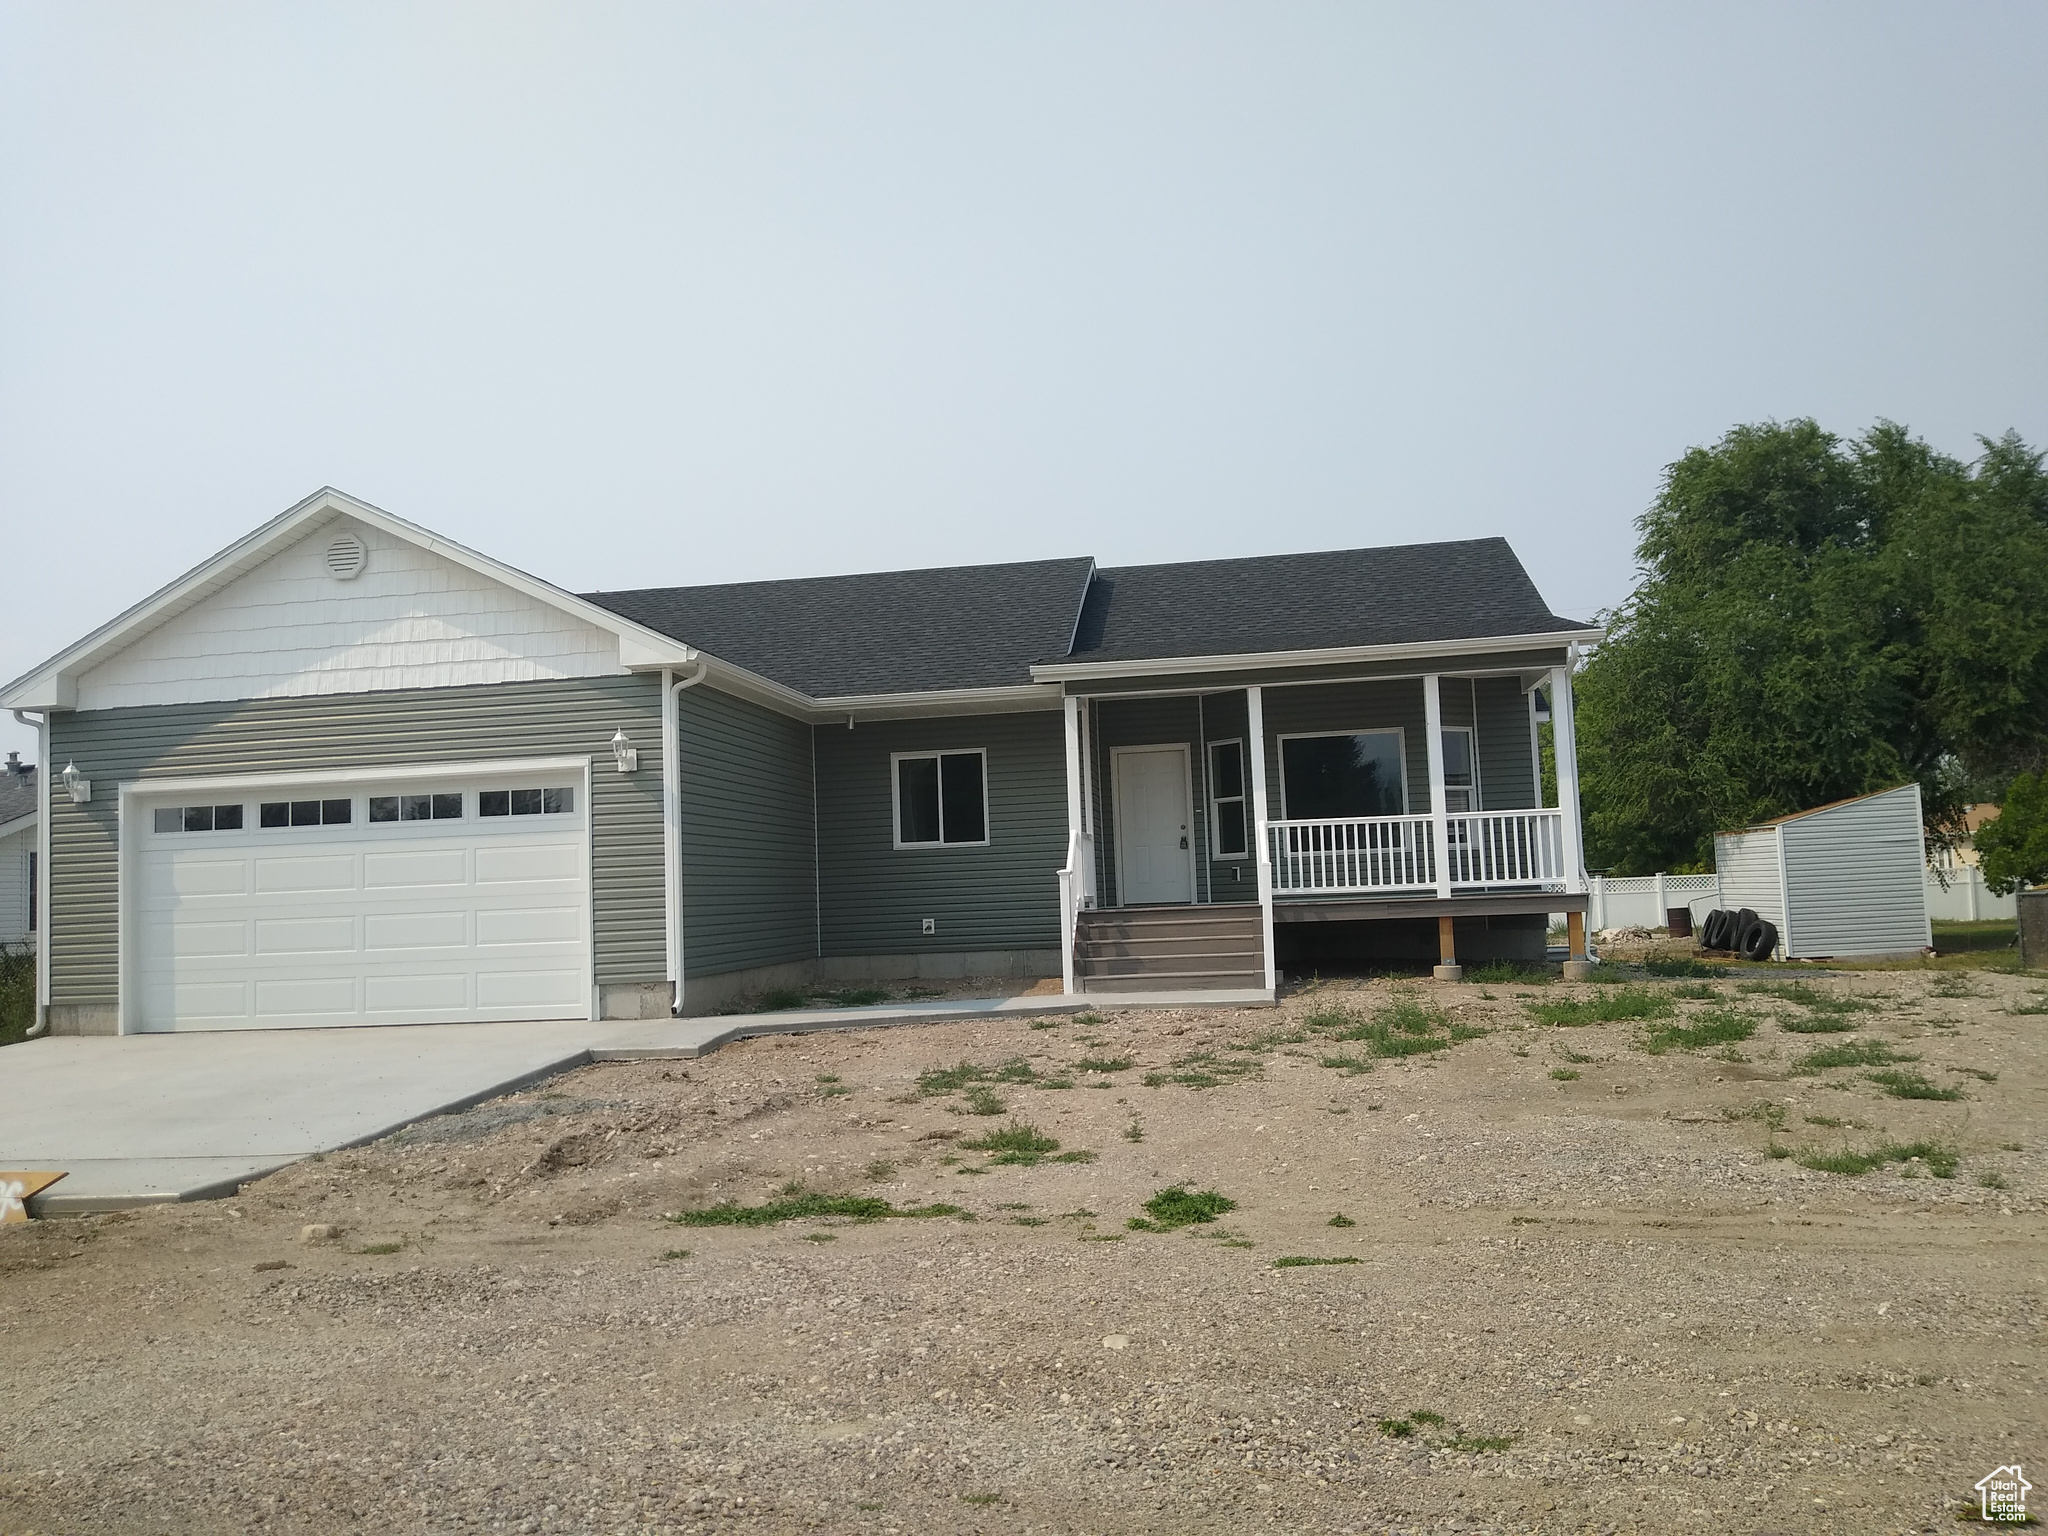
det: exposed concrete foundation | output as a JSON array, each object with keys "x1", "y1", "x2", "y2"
[
  {"x1": 679, "y1": 950, "x2": 1061, "y2": 1017},
  {"x1": 46, "y1": 1003, "x2": 119, "y2": 1037},
  {"x1": 599, "y1": 981, "x2": 676, "y2": 1021}
]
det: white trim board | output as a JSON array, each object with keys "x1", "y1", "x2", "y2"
[{"x1": 1032, "y1": 629, "x2": 1603, "y2": 684}]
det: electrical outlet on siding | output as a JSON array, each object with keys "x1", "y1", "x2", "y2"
[{"x1": 921, "y1": 917, "x2": 936, "y2": 935}]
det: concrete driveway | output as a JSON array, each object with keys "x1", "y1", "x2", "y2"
[{"x1": 1, "y1": 1020, "x2": 623, "y2": 1213}]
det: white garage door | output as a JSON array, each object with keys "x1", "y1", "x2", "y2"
[{"x1": 134, "y1": 770, "x2": 591, "y2": 1031}]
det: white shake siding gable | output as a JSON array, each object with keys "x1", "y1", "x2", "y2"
[{"x1": 74, "y1": 517, "x2": 622, "y2": 709}]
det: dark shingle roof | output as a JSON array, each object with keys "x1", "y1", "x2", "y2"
[
  {"x1": 1067, "y1": 538, "x2": 1593, "y2": 664},
  {"x1": 585, "y1": 557, "x2": 1095, "y2": 696},
  {"x1": 0, "y1": 767, "x2": 35, "y2": 830},
  {"x1": 583, "y1": 537, "x2": 1591, "y2": 698}
]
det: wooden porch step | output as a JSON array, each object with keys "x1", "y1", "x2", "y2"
[
  {"x1": 1081, "y1": 949, "x2": 1265, "y2": 978},
  {"x1": 1078, "y1": 933, "x2": 1261, "y2": 959},
  {"x1": 1083, "y1": 969, "x2": 1266, "y2": 993},
  {"x1": 1073, "y1": 903, "x2": 1267, "y2": 993}
]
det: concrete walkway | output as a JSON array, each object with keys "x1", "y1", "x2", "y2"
[{"x1": 3, "y1": 987, "x2": 1271, "y2": 1213}]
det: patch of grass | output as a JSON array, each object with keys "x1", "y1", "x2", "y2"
[
  {"x1": 1740, "y1": 981, "x2": 1873, "y2": 1015},
  {"x1": 1978, "y1": 1171, "x2": 2012, "y2": 1191},
  {"x1": 0, "y1": 946, "x2": 33, "y2": 1048},
  {"x1": 667, "y1": 1190, "x2": 965, "y2": 1226},
  {"x1": 961, "y1": 1086, "x2": 1006, "y2": 1116},
  {"x1": 960, "y1": 1120, "x2": 1059, "y2": 1157},
  {"x1": 1549, "y1": 1067, "x2": 1580, "y2": 1081},
  {"x1": 1637, "y1": 1006, "x2": 1758, "y2": 1055},
  {"x1": 1122, "y1": 1119, "x2": 1145, "y2": 1143},
  {"x1": 1127, "y1": 1186, "x2": 1236, "y2": 1232},
  {"x1": 1142, "y1": 1050, "x2": 1262, "y2": 1089},
  {"x1": 1073, "y1": 1011, "x2": 1106, "y2": 1026},
  {"x1": 1645, "y1": 956, "x2": 1728, "y2": 979},
  {"x1": 1074, "y1": 1056, "x2": 1133, "y2": 1074},
  {"x1": 803, "y1": 1231, "x2": 838, "y2": 1242},
  {"x1": 1776, "y1": 1012, "x2": 1860, "y2": 1034},
  {"x1": 1271, "y1": 1255, "x2": 1361, "y2": 1268},
  {"x1": 1794, "y1": 1140, "x2": 1958, "y2": 1179},
  {"x1": 1803, "y1": 1114, "x2": 1867, "y2": 1130},
  {"x1": 1051, "y1": 1149, "x2": 1098, "y2": 1164},
  {"x1": 1668, "y1": 982, "x2": 1720, "y2": 1001},
  {"x1": 903, "y1": 986, "x2": 945, "y2": 1000},
  {"x1": 1466, "y1": 960, "x2": 1554, "y2": 984},
  {"x1": 819, "y1": 987, "x2": 891, "y2": 1008},
  {"x1": 1951, "y1": 1066, "x2": 1998, "y2": 1083},
  {"x1": 1376, "y1": 1417, "x2": 1416, "y2": 1438},
  {"x1": 1527, "y1": 986, "x2": 1676, "y2": 1027},
  {"x1": 819, "y1": 1084, "x2": 852, "y2": 1098},
  {"x1": 1328, "y1": 1213, "x2": 1355, "y2": 1227},
  {"x1": 1929, "y1": 973, "x2": 1986, "y2": 998},
  {"x1": 864, "y1": 1160, "x2": 896, "y2": 1181},
  {"x1": 659, "y1": 1248, "x2": 690, "y2": 1260},
  {"x1": 1319, "y1": 1053, "x2": 1373, "y2": 1075},
  {"x1": 1011, "y1": 1215, "x2": 1049, "y2": 1226},
  {"x1": 1866, "y1": 1070, "x2": 1967, "y2": 1101},
  {"x1": 754, "y1": 986, "x2": 813, "y2": 1012},
  {"x1": 1312, "y1": 995, "x2": 1484, "y2": 1058},
  {"x1": 1788, "y1": 1038, "x2": 1917, "y2": 1075},
  {"x1": 2009, "y1": 993, "x2": 2048, "y2": 1016},
  {"x1": 1027, "y1": 1017, "x2": 1063, "y2": 1030},
  {"x1": 918, "y1": 1056, "x2": 1049, "y2": 1096}
]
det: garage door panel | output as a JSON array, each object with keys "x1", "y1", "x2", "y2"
[
  {"x1": 254, "y1": 915, "x2": 358, "y2": 955},
  {"x1": 476, "y1": 968, "x2": 585, "y2": 1008},
  {"x1": 476, "y1": 906, "x2": 583, "y2": 946},
  {"x1": 363, "y1": 910, "x2": 469, "y2": 951},
  {"x1": 364, "y1": 848, "x2": 470, "y2": 889},
  {"x1": 364, "y1": 973, "x2": 472, "y2": 1012},
  {"x1": 475, "y1": 843, "x2": 581, "y2": 884},
  {"x1": 172, "y1": 919, "x2": 250, "y2": 958},
  {"x1": 255, "y1": 854, "x2": 360, "y2": 894},
  {"x1": 138, "y1": 774, "x2": 590, "y2": 1031}
]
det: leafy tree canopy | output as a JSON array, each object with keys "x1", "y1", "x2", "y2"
[
  {"x1": 1974, "y1": 772, "x2": 2048, "y2": 895},
  {"x1": 1576, "y1": 420, "x2": 2048, "y2": 874}
]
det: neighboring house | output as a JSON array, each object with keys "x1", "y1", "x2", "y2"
[
  {"x1": 0, "y1": 488, "x2": 1600, "y2": 1036},
  {"x1": 1932, "y1": 802, "x2": 2001, "y2": 870},
  {"x1": 0, "y1": 756, "x2": 35, "y2": 951}
]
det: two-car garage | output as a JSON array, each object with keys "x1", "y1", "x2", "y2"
[{"x1": 127, "y1": 760, "x2": 593, "y2": 1031}]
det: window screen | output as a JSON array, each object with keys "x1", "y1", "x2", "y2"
[
  {"x1": 895, "y1": 751, "x2": 987, "y2": 846},
  {"x1": 1281, "y1": 732, "x2": 1406, "y2": 819}
]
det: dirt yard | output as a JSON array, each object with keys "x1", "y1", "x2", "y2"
[{"x1": 3, "y1": 962, "x2": 2044, "y2": 1536}]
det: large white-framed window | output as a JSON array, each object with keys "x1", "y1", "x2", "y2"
[
  {"x1": 1441, "y1": 726, "x2": 1480, "y2": 813},
  {"x1": 1278, "y1": 728, "x2": 1408, "y2": 819},
  {"x1": 892, "y1": 748, "x2": 989, "y2": 849},
  {"x1": 1207, "y1": 739, "x2": 1248, "y2": 858}
]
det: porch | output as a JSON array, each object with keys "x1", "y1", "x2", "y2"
[{"x1": 1053, "y1": 660, "x2": 1593, "y2": 994}]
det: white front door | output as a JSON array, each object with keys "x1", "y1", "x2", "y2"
[
  {"x1": 132, "y1": 768, "x2": 592, "y2": 1031},
  {"x1": 1114, "y1": 746, "x2": 1194, "y2": 905}
]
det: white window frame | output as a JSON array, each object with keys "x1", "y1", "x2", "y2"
[
  {"x1": 1207, "y1": 738, "x2": 1249, "y2": 860},
  {"x1": 1440, "y1": 725, "x2": 1481, "y2": 814},
  {"x1": 890, "y1": 748, "x2": 991, "y2": 850},
  {"x1": 1276, "y1": 727, "x2": 1410, "y2": 819}
]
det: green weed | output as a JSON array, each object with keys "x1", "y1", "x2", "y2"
[
  {"x1": 1122, "y1": 1120, "x2": 1145, "y2": 1143},
  {"x1": 2009, "y1": 993, "x2": 2048, "y2": 1016},
  {"x1": 754, "y1": 986, "x2": 812, "y2": 1012},
  {"x1": 864, "y1": 1160, "x2": 896, "y2": 1181},
  {"x1": 1793, "y1": 1141, "x2": 1958, "y2": 1178},
  {"x1": 1788, "y1": 1038, "x2": 1917, "y2": 1075},
  {"x1": 1740, "y1": 981, "x2": 1873, "y2": 1015},
  {"x1": 1328, "y1": 1213, "x2": 1356, "y2": 1227},
  {"x1": 819, "y1": 987, "x2": 891, "y2": 1008},
  {"x1": 1466, "y1": 960, "x2": 1554, "y2": 984},
  {"x1": 1866, "y1": 1070, "x2": 1966, "y2": 1101},
  {"x1": 960, "y1": 1120, "x2": 1062, "y2": 1165},
  {"x1": 803, "y1": 1232, "x2": 838, "y2": 1242},
  {"x1": 1637, "y1": 1006, "x2": 1758, "y2": 1055},
  {"x1": 668, "y1": 1190, "x2": 965, "y2": 1226},
  {"x1": 1978, "y1": 1171, "x2": 2012, "y2": 1191},
  {"x1": 961, "y1": 1086, "x2": 1006, "y2": 1116},
  {"x1": 1074, "y1": 1056, "x2": 1134, "y2": 1074},
  {"x1": 1271, "y1": 1255, "x2": 1361, "y2": 1268},
  {"x1": 1777, "y1": 1012, "x2": 1859, "y2": 1034},
  {"x1": 1127, "y1": 1186, "x2": 1236, "y2": 1232},
  {"x1": 1668, "y1": 982, "x2": 1719, "y2": 1001},
  {"x1": 1550, "y1": 1067, "x2": 1580, "y2": 1081},
  {"x1": 356, "y1": 1242, "x2": 403, "y2": 1256},
  {"x1": 1526, "y1": 987, "x2": 1675, "y2": 1027},
  {"x1": 1319, "y1": 1053, "x2": 1373, "y2": 1076},
  {"x1": 1645, "y1": 957, "x2": 1728, "y2": 979},
  {"x1": 918, "y1": 1057, "x2": 1048, "y2": 1095},
  {"x1": 1142, "y1": 1051, "x2": 1261, "y2": 1089}
]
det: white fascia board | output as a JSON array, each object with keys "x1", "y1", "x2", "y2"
[
  {"x1": 814, "y1": 684, "x2": 1064, "y2": 722},
  {"x1": 0, "y1": 487, "x2": 698, "y2": 710},
  {"x1": 1028, "y1": 628, "x2": 1606, "y2": 684},
  {"x1": 0, "y1": 811, "x2": 36, "y2": 837}
]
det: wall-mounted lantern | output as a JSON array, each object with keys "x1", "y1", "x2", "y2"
[
  {"x1": 610, "y1": 728, "x2": 639, "y2": 774},
  {"x1": 61, "y1": 761, "x2": 91, "y2": 803}
]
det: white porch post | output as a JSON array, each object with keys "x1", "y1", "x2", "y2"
[
  {"x1": 1422, "y1": 674, "x2": 1453, "y2": 902},
  {"x1": 1550, "y1": 661, "x2": 1587, "y2": 893},
  {"x1": 1245, "y1": 685, "x2": 1277, "y2": 994},
  {"x1": 1061, "y1": 694, "x2": 1086, "y2": 997}
]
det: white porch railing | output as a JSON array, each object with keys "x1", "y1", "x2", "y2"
[
  {"x1": 1268, "y1": 809, "x2": 1570, "y2": 896},
  {"x1": 1057, "y1": 829, "x2": 1095, "y2": 993},
  {"x1": 1269, "y1": 814, "x2": 1438, "y2": 894}
]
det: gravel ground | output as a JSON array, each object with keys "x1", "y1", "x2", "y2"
[{"x1": 2, "y1": 964, "x2": 2043, "y2": 1535}]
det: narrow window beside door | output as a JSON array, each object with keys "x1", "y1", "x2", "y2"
[
  {"x1": 893, "y1": 750, "x2": 988, "y2": 847},
  {"x1": 1208, "y1": 740, "x2": 1247, "y2": 857}
]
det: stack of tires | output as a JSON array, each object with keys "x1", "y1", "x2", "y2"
[{"x1": 1700, "y1": 907, "x2": 1778, "y2": 962}]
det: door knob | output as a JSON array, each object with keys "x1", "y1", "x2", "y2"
[{"x1": 1180, "y1": 836, "x2": 1189, "y2": 848}]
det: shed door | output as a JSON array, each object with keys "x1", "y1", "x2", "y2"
[
  {"x1": 134, "y1": 775, "x2": 590, "y2": 1031},
  {"x1": 1114, "y1": 746, "x2": 1195, "y2": 905}
]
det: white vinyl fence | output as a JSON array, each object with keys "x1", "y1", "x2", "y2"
[{"x1": 1584, "y1": 867, "x2": 2014, "y2": 931}]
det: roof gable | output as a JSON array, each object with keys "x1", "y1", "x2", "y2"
[{"x1": 0, "y1": 489, "x2": 695, "y2": 711}]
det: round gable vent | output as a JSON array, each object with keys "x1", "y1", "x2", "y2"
[{"x1": 325, "y1": 532, "x2": 368, "y2": 580}]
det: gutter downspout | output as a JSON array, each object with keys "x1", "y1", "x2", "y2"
[
  {"x1": 664, "y1": 660, "x2": 708, "y2": 1015},
  {"x1": 12, "y1": 710, "x2": 49, "y2": 1038}
]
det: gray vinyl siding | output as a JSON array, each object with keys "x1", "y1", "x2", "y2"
[
  {"x1": 1711, "y1": 828, "x2": 1787, "y2": 943},
  {"x1": 1779, "y1": 785, "x2": 1929, "y2": 958},
  {"x1": 1471, "y1": 675, "x2": 1538, "y2": 809},
  {"x1": 44, "y1": 675, "x2": 666, "y2": 1005},
  {"x1": 679, "y1": 685, "x2": 816, "y2": 978},
  {"x1": 815, "y1": 710, "x2": 1064, "y2": 955},
  {"x1": 0, "y1": 820, "x2": 32, "y2": 947}
]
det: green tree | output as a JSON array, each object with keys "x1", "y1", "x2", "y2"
[
  {"x1": 1974, "y1": 773, "x2": 2048, "y2": 895},
  {"x1": 1576, "y1": 421, "x2": 2048, "y2": 874}
]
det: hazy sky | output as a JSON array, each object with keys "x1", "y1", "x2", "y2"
[{"x1": 3, "y1": 3, "x2": 2044, "y2": 762}]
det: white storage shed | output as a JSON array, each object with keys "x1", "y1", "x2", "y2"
[{"x1": 1714, "y1": 784, "x2": 1931, "y2": 960}]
